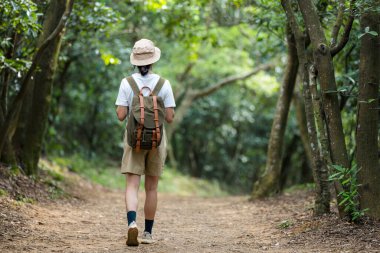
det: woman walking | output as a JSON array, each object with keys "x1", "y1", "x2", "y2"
[{"x1": 115, "y1": 39, "x2": 175, "y2": 246}]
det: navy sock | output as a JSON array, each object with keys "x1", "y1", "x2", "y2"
[
  {"x1": 145, "y1": 219, "x2": 154, "y2": 234},
  {"x1": 127, "y1": 211, "x2": 136, "y2": 226}
]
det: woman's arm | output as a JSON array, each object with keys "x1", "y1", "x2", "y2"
[
  {"x1": 116, "y1": 106, "x2": 128, "y2": 121},
  {"x1": 165, "y1": 107, "x2": 175, "y2": 123}
]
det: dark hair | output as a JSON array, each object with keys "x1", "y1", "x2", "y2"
[{"x1": 137, "y1": 65, "x2": 152, "y2": 76}]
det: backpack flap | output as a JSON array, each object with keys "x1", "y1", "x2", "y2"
[{"x1": 131, "y1": 96, "x2": 165, "y2": 128}]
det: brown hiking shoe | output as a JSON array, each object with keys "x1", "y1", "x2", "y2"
[{"x1": 126, "y1": 221, "x2": 139, "y2": 246}]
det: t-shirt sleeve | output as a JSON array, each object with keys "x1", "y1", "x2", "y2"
[
  {"x1": 115, "y1": 78, "x2": 131, "y2": 107},
  {"x1": 162, "y1": 80, "x2": 176, "y2": 108}
]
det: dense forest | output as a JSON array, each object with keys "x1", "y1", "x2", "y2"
[{"x1": 1, "y1": 0, "x2": 379, "y2": 224}]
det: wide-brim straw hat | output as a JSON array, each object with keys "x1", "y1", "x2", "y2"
[{"x1": 130, "y1": 39, "x2": 161, "y2": 66}]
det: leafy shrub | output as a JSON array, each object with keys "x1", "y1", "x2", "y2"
[{"x1": 329, "y1": 164, "x2": 368, "y2": 221}]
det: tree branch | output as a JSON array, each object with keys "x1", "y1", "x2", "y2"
[
  {"x1": 192, "y1": 62, "x2": 274, "y2": 100},
  {"x1": 176, "y1": 62, "x2": 195, "y2": 83},
  {"x1": 281, "y1": 0, "x2": 310, "y2": 75},
  {"x1": 331, "y1": 0, "x2": 356, "y2": 57},
  {"x1": 281, "y1": 0, "x2": 304, "y2": 46},
  {"x1": 330, "y1": 0, "x2": 346, "y2": 48},
  {"x1": 174, "y1": 62, "x2": 195, "y2": 100}
]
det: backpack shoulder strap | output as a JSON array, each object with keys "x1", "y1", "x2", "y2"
[
  {"x1": 126, "y1": 76, "x2": 140, "y2": 95},
  {"x1": 152, "y1": 77, "x2": 166, "y2": 96}
]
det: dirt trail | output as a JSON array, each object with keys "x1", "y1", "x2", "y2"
[{"x1": 1, "y1": 182, "x2": 380, "y2": 253}]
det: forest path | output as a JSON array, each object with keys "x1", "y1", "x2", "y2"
[{"x1": 1, "y1": 183, "x2": 378, "y2": 253}]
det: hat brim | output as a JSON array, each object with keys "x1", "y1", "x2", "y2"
[{"x1": 130, "y1": 47, "x2": 161, "y2": 66}]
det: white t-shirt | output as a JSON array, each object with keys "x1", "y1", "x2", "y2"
[{"x1": 115, "y1": 73, "x2": 176, "y2": 108}]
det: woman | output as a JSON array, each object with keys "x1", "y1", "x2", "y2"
[{"x1": 115, "y1": 39, "x2": 175, "y2": 246}]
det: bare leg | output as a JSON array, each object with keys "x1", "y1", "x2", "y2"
[
  {"x1": 125, "y1": 173, "x2": 140, "y2": 246},
  {"x1": 144, "y1": 175, "x2": 159, "y2": 220},
  {"x1": 125, "y1": 173, "x2": 141, "y2": 212}
]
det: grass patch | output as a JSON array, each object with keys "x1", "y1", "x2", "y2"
[
  {"x1": 284, "y1": 183, "x2": 315, "y2": 193},
  {"x1": 48, "y1": 155, "x2": 227, "y2": 197},
  {"x1": 15, "y1": 194, "x2": 35, "y2": 204},
  {"x1": 48, "y1": 186, "x2": 69, "y2": 200},
  {"x1": 9, "y1": 165, "x2": 22, "y2": 176},
  {"x1": 277, "y1": 219, "x2": 294, "y2": 229},
  {"x1": 0, "y1": 188, "x2": 9, "y2": 197},
  {"x1": 158, "y1": 168, "x2": 227, "y2": 197},
  {"x1": 49, "y1": 155, "x2": 125, "y2": 189}
]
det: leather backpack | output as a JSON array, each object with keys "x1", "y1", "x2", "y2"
[{"x1": 126, "y1": 76, "x2": 166, "y2": 151}]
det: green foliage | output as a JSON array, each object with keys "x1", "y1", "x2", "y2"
[
  {"x1": 38, "y1": 160, "x2": 71, "y2": 199},
  {"x1": 69, "y1": 1, "x2": 122, "y2": 35},
  {"x1": 52, "y1": 155, "x2": 125, "y2": 189},
  {"x1": 0, "y1": 0, "x2": 40, "y2": 36},
  {"x1": 46, "y1": 0, "x2": 125, "y2": 158},
  {"x1": 46, "y1": 183, "x2": 68, "y2": 200},
  {"x1": 46, "y1": 169, "x2": 65, "y2": 182},
  {"x1": 158, "y1": 168, "x2": 227, "y2": 197},
  {"x1": 284, "y1": 183, "x2": 315, "y2": 193},
  {"x1": 358, "y1": 26, "x2": 379, "y2": 39},
  {"x1": 329, "y1": 164, "x2": 368, "y2": 221},
  {"x1": 15, "y1": 194, "x2": 35, "y2": 204},
  {"x1": 0, "y1": 188, "x2": 9, "y2": 197},
  {"x1": 356, "y1": 0, "x2": 380, "y2": 14},
  {"x1": 277, "y1": 219, "x2": 294, "y2": 229},
  {"x1": 9, "y1": 165, "x2": 22, "y2": 176},
  {"x1": 0, "y1": 0, "x2": 41, "y2": 75},
  {"x1": 175, "y1": 84, "x2": 277, "y2": 193}
]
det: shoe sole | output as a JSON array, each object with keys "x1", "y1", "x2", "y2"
[
  {"x1": 126, "y1": 227, "x2": 139, "y2": 246},
  {"x1": 141, "y1": 239, "x2": 155, "y2": 244}
]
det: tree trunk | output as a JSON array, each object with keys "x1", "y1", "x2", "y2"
[
  {"x1": 308, "y1": 65, "x2": 331, "y2": 215},
  {"x1": 279, "y1": 134, "x2": 299, "y2": 190},
  {"x1": 1, "y1": 140, "x2": 16, "y2": 165},
  {"x1": 297, "y1": 0, "x2": 350, "y2": 170},
  {"x1": 20, "y1": 0, "x2": 72, "y2": 175},
  {"x1": 251, "y1": 27, "x2": 298, "y2": 198},
  {"x1": 281, "y1": 0, "x2": 331, "y2": 215},
  {"x1": 12, "y1": 96, "x2": 32, "y2": 159},
  {"x1": 356, "y1": 3, "x2": 380, "y2": 219},
  {"x1": 293, "y1": 89, "x2": 313, "y2": 168},
  {"x1": 1, "y1": 35, "x2": 18, "y2": 165}
]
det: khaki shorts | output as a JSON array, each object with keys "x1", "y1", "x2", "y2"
[{"x1": 121, "y1": 129, "x2": 167, "y2": 176}]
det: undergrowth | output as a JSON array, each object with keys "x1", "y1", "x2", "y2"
[
  {"x1": 47, "y1": 155, "x2": 227, "y2": 197},
  {"x1": 284, "y1": 183, "x2": 315, "y2": 193},
  {"x1": 329, "y1": 164, "x2": 368, "y2": 222}
]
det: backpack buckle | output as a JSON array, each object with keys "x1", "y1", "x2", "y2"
[{"x1": 142, "y1": 130, "x2": 153, "y2": 143}]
